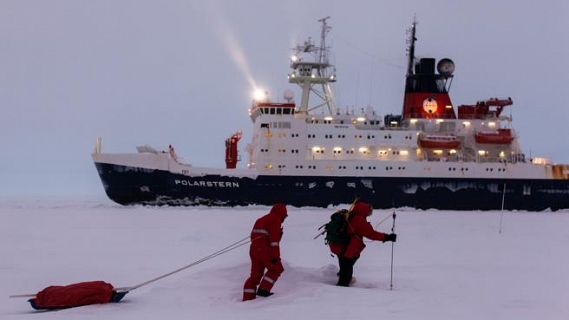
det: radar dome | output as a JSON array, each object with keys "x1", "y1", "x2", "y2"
[
  {"x1": 283, "y1": 89, "x2": 294, "y2": 102},
  {"x1": 437, "y1": 58, "x2": 455, "y2": 77}
]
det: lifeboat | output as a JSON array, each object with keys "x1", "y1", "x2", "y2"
[
  {"x1": 419, "y1": 134, "x2": 461, "y2": 149},
  {"x1": 475, "y1": 129, "x2": 514, "y2": 144}
]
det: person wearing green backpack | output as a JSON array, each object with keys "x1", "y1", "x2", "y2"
[{"x1": 327, "y1": 201, "x2": 397, "y2": 286}]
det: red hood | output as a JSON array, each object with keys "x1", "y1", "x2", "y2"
[
  {"x1": 352, "y1": 202, "x2": 372, "y2": 217},
  {"x1": 270, "y1": 203, "x2": 288, "y2": 221}
]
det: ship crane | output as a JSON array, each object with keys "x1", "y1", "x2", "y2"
[
  {"x1": 288, "y1": 17, "x2": 338, "y2": 115},
  {"x1": 458, "y1": 97, "x2": 513, "y2": 119}
]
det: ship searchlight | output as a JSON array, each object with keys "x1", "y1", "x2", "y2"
[{"x1": 253, "y1": 88, "x2": 268, "y2": 102}]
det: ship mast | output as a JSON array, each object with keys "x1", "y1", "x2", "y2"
[
  {"x1": 288, "y1": 16, "x2": 338, "y2": 115},
  {"x1": 406, "y1": 18, "x2": 417, "y2": 77}
]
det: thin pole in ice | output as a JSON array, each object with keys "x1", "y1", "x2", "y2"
[{"x1": 499, "y1": 183, "x2": 506, "y2": 234}]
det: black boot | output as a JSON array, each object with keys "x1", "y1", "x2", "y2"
[{"x1": 256, "y1": 289, "x2": 274, "y2": 297}]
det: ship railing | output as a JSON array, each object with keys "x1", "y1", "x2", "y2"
[
  {"x1": 477, "y1": 155, "x2": 526, "y2": 164},
  {"x1": 456, "y1": 114, "x2": 513, "y2": 121},
  {"x1": 420, "y1": 154, "x2": 526, "y2": 164},
  {"x1": 422, "y1": 155, "x2": 461, "y2": 162},
  {"x1": 379, "y1": 126, "x2": 412, "y2": 131},
  {"x1": 403, "y1": 113, "x2": 457, "y2": 120}
]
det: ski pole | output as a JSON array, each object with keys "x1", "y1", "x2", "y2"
[{"x1": 389, "y1": 210, "x2": 396, "y2": 291}]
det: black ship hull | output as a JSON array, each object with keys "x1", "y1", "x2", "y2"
[{"x1": 95, "y1": 163, "x2": 569, "y2": 211}]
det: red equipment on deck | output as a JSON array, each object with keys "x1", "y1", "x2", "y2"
[
  {"x1": 458, "y1": 97, "x2": 513, "y2": 119},
  {"x1": 419, "y1": 134, "x2": 461, "y2": 149},
  {"x1": 225, "y1": 131, "x2": 242, "y2": 169}
]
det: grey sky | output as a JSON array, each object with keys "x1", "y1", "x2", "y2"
[{"x1": 1, "y1": 0, "x2": 568, "y2": 197}]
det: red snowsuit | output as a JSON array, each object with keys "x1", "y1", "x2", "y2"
[
  {"x1": 329, "y1": 202, "x2": 388, "y2": 286},
  {"x1": 329, "y1": 202, "x2": 387, "y2": 258},
  {"x1": 243, "y1": 203, "x2": 287, "y2": 301}
]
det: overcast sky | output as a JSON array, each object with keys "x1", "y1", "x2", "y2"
[{"x1": 1, "y1": 0, "x2": 568, "y2": 197}]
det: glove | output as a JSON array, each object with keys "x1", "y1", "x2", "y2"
[
  {"x1": 270, "y1": 258, "x2": 280, "y2": 264},
  {"x1": 383, "y1": 233, "x2": 397, "y2": 243}
]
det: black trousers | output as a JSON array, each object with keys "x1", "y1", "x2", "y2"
[{"x1": 337, "y1": 256, "x2": 359, "y2": 286}]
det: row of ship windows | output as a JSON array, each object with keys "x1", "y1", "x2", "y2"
[
  {"x1": 260, "y1": 108, "x2": 294, "y2": 115},
  {"x1": 445, "y1": 167, "x2": 506, "y2": 172},
  {"x1": 310, "y1": 119, "x2": 382, "y2": 126},
  {"x1": 261, "y1": 149, "x2": 302, "y2": 153},
  {"x1": 275, "y1": 165, "x2": 507, "y2": 172},
  {"x1": 285, "y1": 165, "x2": 407, "y2": 170},
  {"x1": 262, "y1": 148, "x2": 402, "y2": 155}
]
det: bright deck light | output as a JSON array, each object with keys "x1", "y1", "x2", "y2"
[
  {"x1": 532, "y1": 157, "x2": 549, "y2": 165},
  {"x1": 253, "y1": 88, "x2": 267, "y2": 101}
]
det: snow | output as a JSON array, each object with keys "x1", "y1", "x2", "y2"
[{"x1": 1, "y1": 199, "x2": 569, "y2": 320}]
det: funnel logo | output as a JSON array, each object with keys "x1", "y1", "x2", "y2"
[{"x1": 423, "y1": 97, "x2": 438, "y2": 114}]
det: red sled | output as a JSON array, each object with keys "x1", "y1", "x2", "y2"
[{"x1": 28, "y1": 281, "x2": 128, "y2": 310}]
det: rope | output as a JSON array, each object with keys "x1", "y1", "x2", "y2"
[
  {"x1": 361, "y1": 213, "x2": 395, "y2": 243},
  {"x1": 11, "y1": 234, "x2": 266, "y2": 297},
  {"x1": 373, "y1": 213, "x2": 393, "y2": 229},
  {"x1": 115, "y1": 234, "x2": 263, "y2": 292}
]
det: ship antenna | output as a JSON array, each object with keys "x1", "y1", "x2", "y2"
[
  {"x1": 406, "y1": 17, "x2": 417, "y2": 77},
  {"x1": 317, "y1": 16, "x2": 337, "y2": 115},
  {"x1": 289, "y1": 17, "x2": 338, "y2": 115},
  {"x1": 318, "y1": 16, "x2": 331, "y2": 66}
]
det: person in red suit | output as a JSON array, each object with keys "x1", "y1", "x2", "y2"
[
  {"x1": 329, "y1": 201, "x2": 397, "y2": 287},
  {"x1": 243, "y1": 203, "x2": 288, "y2": 301}
]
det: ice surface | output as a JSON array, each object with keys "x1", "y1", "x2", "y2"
[{"x1": 1, "y1": 199, "x2": 568, "y2": 319}]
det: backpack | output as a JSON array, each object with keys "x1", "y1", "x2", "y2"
[{"x1": 319, "y1": 209, "x2": 352, "y2": 245}]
